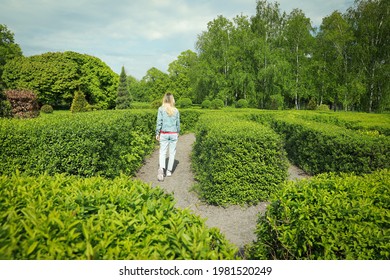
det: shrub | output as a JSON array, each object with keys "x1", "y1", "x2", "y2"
[
  {"x1": 0, "y1": 173, "x2": 238, "y2": 259},
  {"x1": 40, "y1": 104, "x2": 53, "y2": 114},
  {"x1": 307, "y1": 98, "x2": 317, "y2": 110},
  {"x1": 211, "y1": 99, "x2": 224, "y2": 109},
  {"x1": 201, "y1": 100, "x2": 211, "y2": 109},
  {"x1": 235, "y1": 99, "x2": 248, "y2": 108},
  {"x1": 269, "y1": 94, "x2": 284, "y2": 110},
  {"x1": 177, "y1": 97, "x2": 192, "y2": 108},
  {"x1": 70, "y1": 91, "x2": 89, "y2": 113},
  {"x1": 192, "y1": 113, "x2": 288, "y2": 206},
  {"x1": 4, "y1": 89, "x2": 40, "y2": 118},
  {"x1": 316, "y1": 104, "x2": 330, "y2": 111},
  {"x1": 246, "y1": 169, "x2": 390, "y2": 260},
  {"x1": 151, "y1": 99, "x2": 161, "y2": 109}
]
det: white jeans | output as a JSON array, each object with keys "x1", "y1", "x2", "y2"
[{"x1": 159, "y1": 133, "x2": 178, "y2": 171}]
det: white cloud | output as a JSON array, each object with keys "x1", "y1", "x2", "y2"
[{"x1": 1, "y1": 0, "x2": 354, "y2": 79}]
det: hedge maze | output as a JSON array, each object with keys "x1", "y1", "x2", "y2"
[{"x1": 1, "y1": 109, "x2": 389, "y2": 259}]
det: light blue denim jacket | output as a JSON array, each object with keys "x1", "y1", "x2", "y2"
[{"x1": 155, "y1": 106, "x2": 180, "y2": 136}]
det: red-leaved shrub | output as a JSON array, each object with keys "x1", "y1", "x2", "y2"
[{"x1": 5, "y1": 89, "x2": 40, "y2": 118}]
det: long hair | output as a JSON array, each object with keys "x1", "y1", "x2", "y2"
[{"x1": 162, "y1": 92, "x2": 176, "y2": 116}]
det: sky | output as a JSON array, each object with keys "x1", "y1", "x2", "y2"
[{"x1": 1, "y1": 0, "x2": 354, "y2": 80}]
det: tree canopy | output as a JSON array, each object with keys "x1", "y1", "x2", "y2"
[{"x1": 2, "y1": 51, "x2": 118, "y2": 109}]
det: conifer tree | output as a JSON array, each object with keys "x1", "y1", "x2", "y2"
[
  {"x1": 70, "y1": 91, "x2": 89, "y2": 113},
  {"x1": 115, "y1": 66, "x2": 131, "y2": 109}
]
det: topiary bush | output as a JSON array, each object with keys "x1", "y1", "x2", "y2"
[
  {"x1": 70, "y1": 91, "x2": 89, "y2": 113},
  {"x1": 4, "y1": 89, "x2": 40, "y2": 118},
  {"x1": 40, "y1": 104, "x2": 53, "y2": 114},
  {"x1": 177, "y1": 97, "x2": 192, "y2": 108},
  {"x1": 211, "y1": 99, "x2": 224, "y2": 109},
  {"x1": 246, "y1": 169, "x2": 390, "y2": 260},
  {"x1": 201, "y1": 100, "x2": 211, "y2": 109},
  {"x1": 316, "y1": 104, "x2": 330, "y2": 111},
  {"x1": 0, "y1": 173, "x2": 238, "y2": 259},
  {"x1": 235, "y1": 99, "x2": 248, "y2": 108}
]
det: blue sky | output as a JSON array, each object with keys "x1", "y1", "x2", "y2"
[{"x1": 1, "y1": 0, "x2": 353, "y2": 79}]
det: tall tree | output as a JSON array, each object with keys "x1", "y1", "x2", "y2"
[
  {"x1": 283, "y1": 9, "x2": 315, "y2": 109},
  {"x1": 141, "y1": 67, "x2": 171, "y2": 102},
  {"x1": 316, "y1": 11, "x2": 355, "y2": 111},
  {"x1": 196, "y1": 15, "x2": 234, "y2": 104},
  {"x1": 0, "y1": 24, "x2": 22, "y2": 90},
  {"x1": 168, "y1": 50, "x2": 198, "y2": 101},
  {"x1": 250, "y1": 0, "x2": 286, "y2": 108},
  {"x1": 346, "y1": 0, "x2": 389, "y2": 112},
  {"x1": 115, "y1": 66, "x2": 131, "y2": 109}
]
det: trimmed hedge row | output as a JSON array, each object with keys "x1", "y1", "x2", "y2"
[
  {"x1": 247, "y1": 111, "x2": 390, "y2": 175},
  {"x1": 192, "y1": 113, "x2": 289, "y2": 206},
  {"x1": 246, "y1": 169, "x2": 390, "y2": 260},
  {"x1": 0, "y1": 110, "x2": 156, "y2": 178},
  {"x1": 271, "y1": 114, "x2": 390, "y2": 175},
  {"x1": 0, "y1": 173, "x2": 237, "y2": 259},
  {"x1": 296, "y1": 111, "x2": 390, "y2": 136}
]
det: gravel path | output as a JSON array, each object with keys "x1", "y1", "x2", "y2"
[{"x1": 135, "y1": 133, "x2": 309, "y2": 252}]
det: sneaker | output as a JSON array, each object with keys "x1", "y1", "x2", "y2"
[
  {"x1": 157, "y1": 168, "x2": 164, "y2": 181},
  {"x1": 166, "y1": 170, "x2": 172, "y2": 177}
]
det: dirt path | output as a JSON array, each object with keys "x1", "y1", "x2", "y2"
[{"x1": 135, "y1": 133, "x2": 309, "y2": 252}]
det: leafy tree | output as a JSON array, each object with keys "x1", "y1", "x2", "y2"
[
  {"x1": 0, "y1": 24, "x2": 22, "y2": 90},
  {"x1": 346, "y1": 0, "x2": 389, "y2": 112},
  {"x1": 283, "y1": 9, "x2": 315, "y2": 109},
  {"x1": 316, "y1": 11, "x2": 355, "y2": 111},
  {"x1": 168, "y1": 50, "x2": 198, "y2": 101},
  {"x1": 250, "y1": 0, "x2": 286, "y2": 108},
  {"x1": 141, "y1": 67, "x2": 171, "y2": 102},
  {"x1": 116, "y1": 66, "x2": 131, "y2": 109},
  {"x1": 0, "y1": 24, "x2": 22, "y2": 117},
  {"x1": 2, "y1": 51, "x2": 118, "y2": 109},
  {"x1": 195, "y1": 16, "x2": 234, "y2": 104}
]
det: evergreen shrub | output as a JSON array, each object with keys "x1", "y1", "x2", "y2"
[
  {"x1": 40, "y1": 104, "x2": 53, "y2": 114},
  {"x1": 247, "y1": 169, "x2": 390, "y2": 260},
  {"x1": 236, "y1": 99, "x2": 248, "y2": 108},
  {"x1": 211, "y1": 99, "x2": 224, "y2": 109},
  {"x1": 177, "y1": 98, "x2": 192, "y2": 108},
  {"x1": 70, "y1": 91, "x2": 89, "y2": 113},
  {"x1": 316, "y1": 104, "x2": 330, "y2": 111},
  {"x1": 201, "y1": 100, "x2": 211, "y2": 109},
  {"x1": 0, "y1": 173, "x2": 237, "y2": 259},
  {"x1": 192, "y1": 113, "x2": 288, "y2": 206}
]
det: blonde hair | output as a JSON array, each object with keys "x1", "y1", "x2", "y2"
[{"x1": 162, "y1": 92, "x2": 176, "y2": 116}]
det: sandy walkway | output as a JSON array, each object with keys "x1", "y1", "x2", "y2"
[{"x1": 135, "y1": 133, "x2": 309, "y2": 252}]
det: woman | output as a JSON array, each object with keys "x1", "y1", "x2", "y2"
[{"x1": 155, "y1": 92, "x2": 180, "y2": 181}]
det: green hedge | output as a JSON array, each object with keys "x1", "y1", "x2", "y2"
[
  {"x1": 270, "y1": 113, "x2": 390, "y2": 175},
  {"x1": 179, "y1": 109, "x2": 202, "y2": 133},
  {"x1": 192, "y1": 113, "x2": 288, "y2": 206},
  {"x1": 295, "y1": 111, "x2": 390, "y2": 136},
  {"x1": 0, "y1": 173, "x2": 237, "y2": 259},
  {"x1": 247, "y1": 169, "x2": 390, "y2": 260},
  {"x1": 0, "y1": 110, "x2": 156, "y2": 178}
]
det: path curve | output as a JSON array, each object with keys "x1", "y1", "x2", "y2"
[{"x1": 135, "y1": 133, "x2": 309, "y2": 251}]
